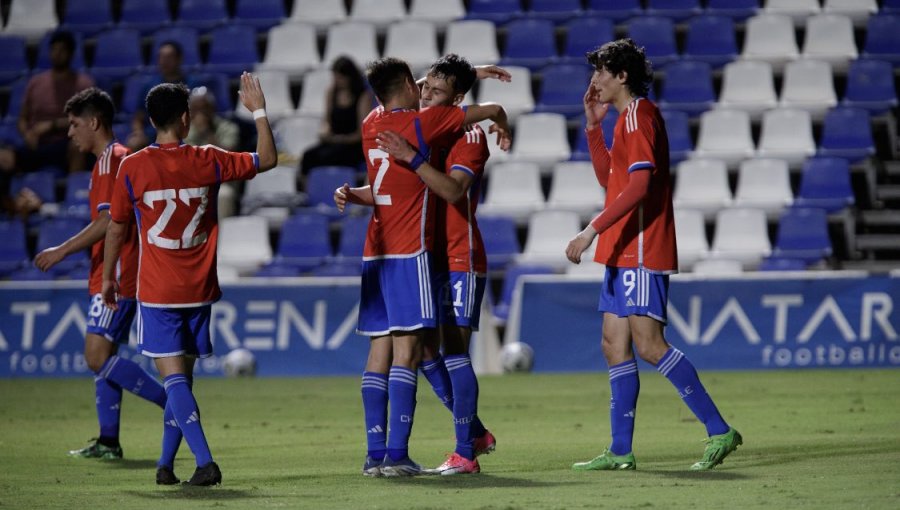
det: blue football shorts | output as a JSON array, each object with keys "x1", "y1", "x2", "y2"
[
  {"x1": 137, "y1": 304, "x2": 213, "y2": 358},
  {"x1": 357, "y1": 251, "x2": 438, "y2": 336},
  {"x1": 85, "y1": 293, "x2": 137, "y2": 344},
  {"x1": 435, "y1": 271, "x2": 487, "y2": 331},
  {"x1": 598, "y1": 266, "x2": 670, "y2": 323}
]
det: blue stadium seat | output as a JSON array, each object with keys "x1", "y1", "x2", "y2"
[
  {"x1": 499, "y1": 18, "x2": 558, "y2": 71},
  {"x1": 61, "y1": 0, "x2": 113, "y2": 37},
  {"x1": 150, "y1": 27, "x2": 202, "y2": 71},
  {"x1": 705, "y1": 0, "x2": 760, "y2": 21},
  {"x1": 842, "y1": 59, "x2": 899, "y2": 115},
  {"x1": 884, "y1": 0, "x2": 900, "y2": 15},
  {"x1": 305, "y1": 166, "x2": 357, "y2": 215},
  {"x1": 176, "y1": 0, "x2": 229, "y2": 32},
  {"x1": 62, "y1": 171, "x2": 92, "y2": 220},
  {"x1": 535, "y1": 64, "x2": 592, "y2": 118},
  {"x1": 524, "y1": 0, "x2": 582, "y2": 24},
  {"x1": 235, "y1": 0, "x2": 286, "y2": 32},
  {"x1": 561, "y1": 17, "x2": 615, "y2": 65},
  {"x1": 571, "y1": 109, "x2": 618, "y2": 161},
  {"x1": 658, "y1": 60, "x2": 716, "y2": 116},
  {"x1": 255, "y1": 263, "x2": 302, "y2": 277},
  {"x1": 66, "y1": 265, "x2": 90, "y2": 280},
  {"x1": 203, "y1": 24, "x2": 259, "y2": 77},
  {"x1": 11, "y1": 169, "x2": 57, "y2": 204},
  {"x1": 189, "y1": 72, "x2": 233, "y2": 113},
  {"x1": 862, "y1": 14, "x2": 900, "y2": 64},
  {"x1": 817, "y1": 107, "x2": 876, "y2": 162},
  {"x1": 683, "y1": 15, "x2": 738, "y2": 69},
  {"x1": 0, "y1": 124, "x2": 24, "y2": 147},
  {"x1": 645, "y1": 0, "x2": 703, "y2": 22},
  {"x1": 586, "y1": 0, "x2": 643, "y2": 22},
  {"x1": 333, "y1": 214, "x2": 368, "y2": 264},
  {"x1": 0, "y1": 36, "x2": 28, "y2": 85},
  {"x1": 35, "y1": 218, "x2": 89, "y2": 275},
  {"x1": 478, "y1": 215, "x2": 520, "y2": 271},
  {"x1": 493, "y1": 264, "x2": 555, "y2": 322},
  {"x1": 119, "y1": 72, "x2": 231, "y2": 120},
  {"x1": 771, "y1": 207, "x2": 832, "y2": 265},
  {"x1": 35, "y1": 31, "x2": 86, "y2": 71},
  {"x1": 1, "y1": 77, "x2": 28, "y2": 126},
  {"x1": 0, "y1": 220, "x2": 29, "y2": 276},
  {"x1": 8, "y1": 266, "x2": 55, "y2": 281},
  {"x1": 270, "y1": 212, "x2": 332, "y2": 272},
  {"x1": 627, "y1": 16, "x2": 679, "y2": 67},
  {"x1": 90, "y1": 28, "x2": 143, "y2": 82},
  {"x1": 465, "y1": 0, "x2": 522, "y2": 25},
  {"x1": 794, "y1": 157, "x2": 855, "y2": 213},
  {"x1": 759, "y1": 257, "x2": 808, "y2": 271},
  {"x1": 119, "y1": 0, "x2": 172, "y2": 35},
  {"x1": 661, "y1": 109, "x2": 693, "y2": 165},
  {"x1": 311, "y1": 263, "x2": 361, "y2": 277}
]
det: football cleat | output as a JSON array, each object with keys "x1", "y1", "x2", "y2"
[
  {"x1": 379, "y1": 456, "x2": 422, "y2": 477},
  {"x1": 183, "y1": 462, "x2": 222, "y2": 486},
  {"x1": 156, "y1": 466, "x2": 180, "y2": 485},
  {"x1": 362, "y1": 456, "x2": 383, "y2": 477},
  {"x1": 474, "y1": 430, "x2": 497, "y2": 457},
  {"x1": 68, "y1": 438, "x2": 123, "y2": 459},
  {"x1": 426, "y1": 453, "x2": 480, "y2": 475},
  {"x1": 572, "y1": 448, "x2": 637, "y2": 471},
  {"x1": 691, "y1": 428, "x2": 742, "y2": 470}
]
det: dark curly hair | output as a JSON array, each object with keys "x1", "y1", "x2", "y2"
[
  {"x1": 146, "y1": 82, "x2": 190, "y2": 130},
  {"x1": 64, "y1": 87, "x2": 115, "y2": 130},
  {"x1": 428, "y1": 53, "x2": 477, "y2": 96},
  {"x1": 586, "y1": 38, "x2": 653, "y2": 98}
]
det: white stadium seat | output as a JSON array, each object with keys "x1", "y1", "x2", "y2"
[
  {"x1": 546, "y1": 161, "x2": 606, "y2": 221},
  {"x1": 718, "y1": 60, "x2": 778, "y2": 119},
  {"x1": 383, "y1": 21, "x2": 439, "y2": 77},
  {"x1": 322, "y1": 22, "x2": 378, "y2": 68},
  {"x1": 477, "y1": 65, "x2": 534, "y2": 123},
  {"x1": 509, "y1": 113, "x2": 571, "y2": 173},
  {"x1": 734, "y1": 158, "x2": 794, "y2": 218},
  {"x1": 757, "y1": 108, "x2": 816, "y2": 167},
  {"x1": 674, "y1": 208, "x2": 709, "y2": 271},
  {"x1": 802, "y1": 14, "x2": 858, "y2": 71},
  {"x1": 289, "y1": 0, "x2": 347, "y2": 30},
  {"x1": 444, "y1": 20, "x2": 500, "y2": 65},
  {"x1": 218, "y1": 215, "x2": 273, "y2": 275},
  {"x1": 692, "y1": 109, "x2": 756, "y2": 168},
  {"x1": 710, "y1": 208, "x2": 772, "y2": 270},
  {"x1": 516, "y1": 209, "x2": 582, "y2": 270},
  {"x1": 779, "y1": 59, "x2": 838, "y2": 120},
  {"x1": 409, "y1": 0, "x2": 466, "y2": 25},
  {"x1": 256, "y1": 23, "x2": 320, "y2": 77},
  {"x1": 741, "y1": 14, "x2": 799, "y2": 71},
  {"x1": 478, "y1": 161, "x2": 545, "y2": 222},
  {"x1": 673, "y1": 159, "x2": 733, "y2": 219}
]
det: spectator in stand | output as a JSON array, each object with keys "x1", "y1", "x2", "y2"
[{"x1": 185, "y1": 87, "x2": 239, "y2": 150}]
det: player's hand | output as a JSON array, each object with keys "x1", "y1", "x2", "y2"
[
  {"x1": 583, "y1": 82, "x2": 610, "y2": 130},
  {"x1": 334, "y1": 183, "x2": 350, "y2": 213},
  {"x1": 238, "y1": 72, "x2": 267, "y2": 113},
  {"x1": 376, "y1": 130, "x2": 418, "y2": 164},
  {"x1": 488, "y1": 123, "x2": 512, "y2": 151},
  {"x1": 101, "y1": 280, "x2": 119, "y2": 310},
  {"x1": 475, "y1": 65, "x2": 512, "y2": 82},
  {"x1": 34, "y1": 246, "x2": 66, "y2": 272},
  {"x1": 565, "y1": 226, "x2": 598, "y2": 264}
]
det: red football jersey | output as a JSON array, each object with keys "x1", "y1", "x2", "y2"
[
  {"x1": 89, "y1": 142, "x2": 138, "y2": 297},
  {"x1": 110, "y1": 143, "x2": 258, "y2": 306},
  {"x1": 592, "y1": 98, "x2": 678, "y2": 273},
  {"x1": 361, "y1": 105, "x2": 465, "y2": 259},
  {"x1": 443, "y1": 124, "x2": 490, "y2": 273}
]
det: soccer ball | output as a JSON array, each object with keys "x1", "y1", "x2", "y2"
[
  {"x1": 222, "y1": 348, "x2": 256, "y2": 377},
  {"x1": 500, "y1": 342, "x2": 534, "y2": 373}
]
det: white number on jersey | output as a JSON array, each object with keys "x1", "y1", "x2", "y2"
[
  {"x1": 368, "y1": 148, "x2": 393, "y2": 206},
  {"x1": 143, "y1": 187, "x2": 210, "y2": 250}
]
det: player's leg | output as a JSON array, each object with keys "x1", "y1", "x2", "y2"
[
  {"x1": 361, "y1": 336, "x2": 391, "y2": 476},
  {"x1": 68, "y1": 333, "x2": 124, "y2": 458},
  {"x1": 381, "y1": 330, "x2": 425, "y2": 477},
  {"x1": 420, "y1": 328, "x2": 454, "y2": 412}
]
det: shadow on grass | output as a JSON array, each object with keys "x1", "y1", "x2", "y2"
[
  {"x1": 101, "y1": 459, "x2": 158, "y2": 469},
  {"x1": 380, "y1": 473, "x2": 582, "y2": 489},
  {"x1": 639, "y1": 470, "x2": 751, "y2": 481},
  {"x1": 124, "y1": 488, "x2": 262, "y2": 501}
]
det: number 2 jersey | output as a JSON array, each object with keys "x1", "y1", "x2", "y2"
[
  {"x1": 109, "y1": 142, "x2": 259, "y2": 307},
  {"x1": 89, "y1": 141, "x2": 138, "y2": 297},
  {"x1": 361, "y1": 105, "x2": 466, "y2": 259}
]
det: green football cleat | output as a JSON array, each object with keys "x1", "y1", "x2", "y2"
[
  {"x1": 572, "y1": 448, "x2": 636, "y2": 471},
  {"x1": 691, "y1": 428, "x2": 742, "y2": 470},
  {"x1": 68, "y1": 439, "x2": 123, "y2": 459}
]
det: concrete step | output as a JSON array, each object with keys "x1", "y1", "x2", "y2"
[
  {"x1": 856, "y1": 234, "x2": 900, "y2": 251},
  {"x1": 876, "y1": 185, "x2": 900, "y2": 201},
  {"x1": 840, "y1": 260, "x2": 900, "y2": 273},
  {"x1": 859, "y1": 209, "x2": 900, "y2": 226}
]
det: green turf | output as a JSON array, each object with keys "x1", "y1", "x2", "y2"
[{"x1": 1, "y1": 370, "x2": 899, "y2": 509}]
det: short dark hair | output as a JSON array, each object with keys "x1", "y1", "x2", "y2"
[
  {"x1": 586, "y1": 38, "x2": 653, "y2": 98},
  {"x1": 366, "y1": 57, "x2": 415, "y2": 105},
  {"x1": 146, "y1": 83, "x2": 190, "y2": 130},
  {"x1": 428, "y1": 53, "x2": 477, "y2": 96},
  {"x1": 158, "y1": 40, "x2": 183, "y2": 59},
  {"x1": 64, "y1": 87, "x2": 115, "y2": 129},
  {"x1": 49, "y1": 31, "x2": 76, "y2": 54}
]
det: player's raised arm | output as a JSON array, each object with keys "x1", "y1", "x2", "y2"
[
  {"x1": 238, "y1": 72, "x2": 277, "y2": 172},
  {"x1": 462, "y1": 102, "x2": 511, "y2": 151},
  {"x1": 376, "y1": 130, "x2": 471, "y2": 204}
]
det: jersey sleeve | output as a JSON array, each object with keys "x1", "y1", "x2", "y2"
[
  {"x1": 109, "y1": 160, "x2": 134, "y2": 223},
  {"x1": 623, "y1": 105, "x2": 658, "y2": 174},
  {"x1": 448, "y1": 127, "x2": 489, "y2": 179},
  {"x1": 208, "y1": 145, "x2": 259, "y2": 183},
  {"x1": 417, "y1": 106, "x2": 466, "y2": 151},
  {"x1": 93, "y1": 160, "x2": 116, "y2": 215}
]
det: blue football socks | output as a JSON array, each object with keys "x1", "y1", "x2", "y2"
[
  {"x1": 386, "y1": 366, "x2": 418, "y2": 462},
  {"x1": 657, "y1": 347, "x2": 729, "y2": 437},
  {"x1": 608, "y1": 359, "x2": 640, "y2": 456},
  {"x1": 444, "y1": 354, "x2": 479, "y2": 460},
  {"x1": 94, "y1": 375, "x2": 123, "y2": 440},
  {"x1": 99, "y1": 355, "x2": 166, "y2": 408},
  {"x1": 163, "y1": 374, "x2": 213, "y2": 467},
  {"x1": 361, "y1": 371, "x2": 388, "y2": 461},
  {"x1": 421, "y1": 356, "x2": 453, "y2": 412}
]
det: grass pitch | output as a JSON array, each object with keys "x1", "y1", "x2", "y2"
[{"x1": 1, "y1": 370, "x2": 899, "y2": 509}]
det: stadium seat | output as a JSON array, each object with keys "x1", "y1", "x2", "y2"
[
  {"x1": 546, "y1": 161, "x2": 606, "y2": 221},
  {"x1": 311, "y1": 263, "x2": 362, "y2": 277},
  {"x1": 119, "y1": 0, "x2": 172, "y2": 35},
  {"x1": 823, "y1": 0, "x2": 878, "y2": 25},
  {"x1": 565, "y1": 236, "x2": 605, "y2": 277},
  {"x1": 150, "y1": 27, "x2": 202, "y2": 70},
  {"x1": 658, "y1": 60, "x2": 716, "y2": 117},
  {"x1": 741, "y1": 13, "x2": 799, "y2": 71},
  {"x1": 717, "y1": 60, "x2": 777, "y2": 119},
  {"x1": 627, "y1": 16, "x2": 678, "y2": 67},
  {"x1": 842, "y1": 59, "x2": 899, "y2": 115},
  {"x1": 0, "y1": 36, "x2": 27, "y2": 85},
  {"x1": 705, "y1": 0, "x2": 759, "y2": 21},
  {"x1": 662, "y1": 109, "x2": 693, "y2": 165},
  {"x1": 645, "y1": 0, "x2": 703, "y2": 22},
  {"x1": 332, "y1": 214, "x2": 368, "y2": 264},
  {"x1": 188, "y1": 72, "x2": 233, "y2": 113},
  {"x1": 218, "y1": 215, "x2": 273, "y2": 275},
  {"x1": 524, "y1": 0, "x2": 582, "y2": 23},
  {"x1": 764, "y1": 0, "x2": 821, "y2": 25},
  {"x1": 586, "y1": 0, "x2": 643, "y2": 22},
  {"x1": 444, "y1": 21, "x2": 500, "y2": 66},
  {"x1": 349, "y1": 0, "x2": 407, "y2": 30},
  {"x1": 175, "y1": 0, "x2": 229, "y2": 32},
  {"x1": 516, "y1": 209, "x2": 581, "y2": 270},
  {"x1": 794, "y1": 157, "x2": 855, "y2": 213},
  {"x1": 479, "y1": 161, "x2": 545, "y2": 221},
  {"x1": 271, "y1": 212, "x2": 332, "y2": 272},
  {"x1": 241, "y1": 165, "x2": 302, "y2": 215},
  {"x1": 683, "y1": 15, "x2": 739, "y2": 69},
  {"x1": 508, "y1": 113, "x2": 571, "y2": 172},
  {"x1": 10, "y1": 169, "x2": 57, "y2": 205},
  {"x1": 466, "y1": 0, "x2": 523, "y2": 25},
  {"x1": 881, "y1": 0, "x2": 900, "y2": 14},
  {"x1": 409, "y1": 0, "x2": 465, "y2": 24},
  {"x1": 710, "y1": 208, "x2": 772, "y2": 269},
  {"x1": 779, "y1": 59, "x2": 838, "y2": 120},
  {"x1": 275, "y1": 116, "x2": 321, "y2": 160},
  {"x1": 862, "y1": 14, "x2": 900, "y2": 64},
  {"x1": 817, "y1": 107, "x2": 876, "y2": 162},
  {"x1": 35, "y1": 218, "x2": 90, "y2": 275},
  {"x1": 570, "y1": 109, "x2": 618, "y2": 162},
  {"x1": 493, "y1": 263, "x2": 556, "y2": 323},
  {"x1": 692, "y1": 258, "x2": 744, "y2": 275},
  {"x1": 1, "y1": 0, "x2": 58, "y2": 40},
  {"x1": 61, "y1": 0, "x2": 113, "y2": 37},
  {"x1": 693, "y1": 109, "x2": 756, "y2": 167},
  {"x1": 383, "y1": 21, "x2": 439, "y2": 76},
  {"x1": 759, "y1": 257, "x2": 808, "y2": 271},
  {"x1": 534, "y1": 64, "x2": 592, "y2": 118},
  {"x1": 295, "y1": 69, "x2": 331, "y2": 118},
  {"x1": 561, "y1": 17, "x2": 615, "y2": 66},
  {"x1": 0, "y1": 220, "x2": 29, "y2": 276},
  {"x1": 62, "y1": 171, "x2": 92, "y2": 220},
  {"x1": 322, "y1": 22, "x2": 378, "y2": 68},
  {"x1": 499, "y1": 18, "x2": 558, "y2": 71},
  {"x1": 90, "y1": 28, "x2": 143, "y2": 82},
  {"x1": 734, "y1": 158, "x2": 794, "y2": 217},
  {"x1": 476, "y1": 66, "x2": 533, "y2": 123},
  {"x1": 257, "y1": 23, "x2": 320, "y2": 77},
  {"x1": 234, "y1": 70, "x2": 295, "y2": 122},
  {"x1": 801, "y1": 14, "x2": 858, "y2": 71},
  {"x1": 255, "y1": 263, "x2": 302, "y2": 278},
  {"x1": 478, "y1": 215, "x2": 521, "y2": 271},
  {"x1": 204, "y1": 24, "x2": 259, "y2": 76},
  {"x1": 756, "y1": 108, "x2": 816, "y2": 167},
  {"x1": 771, "y1": 207, "x2": 833, "y2": 264},
  {"x1": 305, "y1": 166, "x2": 357, "y2": 214},
  {"x1": 1, "y1": 78, "x2": 28, "y2": 124},
  {"x1": 673, "y1": 159, "x2": 733, "y2": 219},
  {"x1": 234, "y1": 0, "x2": 286, "y2": 32},
  {"x1": 674, "y1": 208, "x2": 709, "y2": 271},
  {"x1": 7, "y1": 266, "x2": 55, "y2": 281},
  {"x1": 289, "y1": 0, "x2": 347, "y2": 30}
]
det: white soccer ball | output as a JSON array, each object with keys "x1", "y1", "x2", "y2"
[
  {"x1": 500, "y1": 342, "x2": 534, "y2": 373},
  {"x1": 222, "y1": 348, "x2": 257, "y2": 377}
]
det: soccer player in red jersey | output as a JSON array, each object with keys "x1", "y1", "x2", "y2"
[
  {"x1": 101, "y1": 73, "x2": 277, "y2": 485},
  {"x1": 565, "y1": 39, "x2": 741, "y2": 471},
  {"x1": 35, "y1": 87, "x2": 167, "y2": 460}
]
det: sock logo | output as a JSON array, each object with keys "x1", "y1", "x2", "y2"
[
  {"x1": 400, "y1": 415, "x2": 413, "y2": 423},
  {"x1": 624, "y1": 409, "x2": 635, "y2": 418},
  {"x1": 367, "y1": 425, "x2": 383, "y2": 434},
  {"x1": 133, "y1": 378, "x2": 144, "y2": 393},
  {"x1": 166, "y1": 419, "x2": 178, "y2": 427},
  {"x1": 110, "y1": 403, "x2": 120, "y2": 411},
  {"x1": 185, "y1": 411, "x2": 199, "y2": 424},
  {"x1": 678, "y1": 385, "x2": 694, "y2": 398},
  {"x1": 453, "y1": 415, "x2": 474, "y2": 425}
]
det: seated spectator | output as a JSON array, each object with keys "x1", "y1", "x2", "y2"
[{"x1": 185, "y1": 87, "x2": 238, "y2": 150}]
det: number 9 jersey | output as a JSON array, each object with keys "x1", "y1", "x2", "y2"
[{"x1": 109, "y1": 142, "x2": 259, "y2": 307}]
